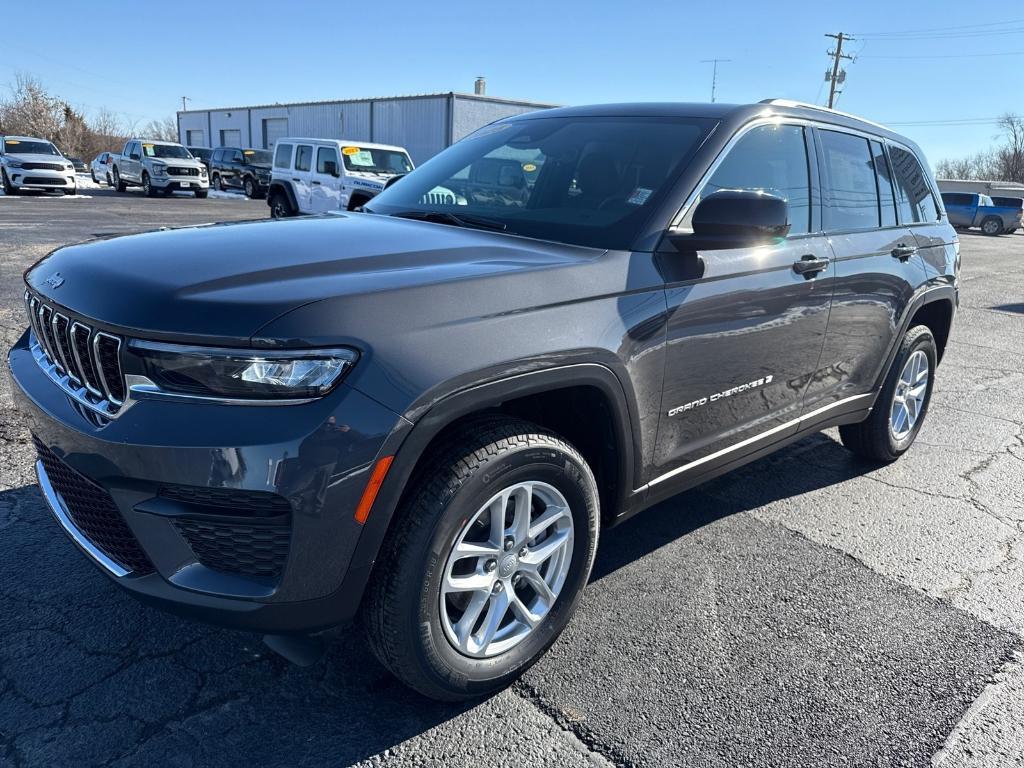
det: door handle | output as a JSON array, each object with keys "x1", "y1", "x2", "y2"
[
  {"x1": 292, "y1": 178, "x2": 300, "y2": 182},
  {"x1": 311, "y1": 180, "x2": 321, "y2": 185},
  {"x1": 891, "y1": 244, "x2": 918, "y2": 261},
  {"x1": 792, "y1": 254, "x2": 830, "y2": 278}
]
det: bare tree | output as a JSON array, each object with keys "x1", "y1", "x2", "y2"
[
  {"x1": 140, "y1": 116, "x2": 179, "y2": 142},
  {"x1": 994, "y1": 113, "x2": 1024, "y2": 183}
]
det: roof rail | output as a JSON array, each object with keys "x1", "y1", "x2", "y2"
[{"x1": 758, "y1": 98, "x2": 890, "y2": 132}]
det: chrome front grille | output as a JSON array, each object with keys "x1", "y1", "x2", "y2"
[
  {"x1": 168, "y1": 167, "x2": 199, "y2": 176},
  {"x1": 25, "y1": 291, "x2": 126, "y2": 415}
]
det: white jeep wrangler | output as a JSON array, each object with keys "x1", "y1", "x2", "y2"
[{"x1": 267, "y1": 138, "x2": 414, "y2": 217}]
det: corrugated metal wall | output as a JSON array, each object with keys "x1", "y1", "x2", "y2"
[{"x1": 178, "y1": 95, "x2": 551, "y2": 163}]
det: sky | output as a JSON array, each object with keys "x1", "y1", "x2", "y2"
[{"x1": 2, "y1": 0, "x2": 1021, "y2": 165}]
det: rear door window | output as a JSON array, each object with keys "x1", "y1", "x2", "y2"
[
  {"x1": 819, "y1": 130, "x2": 879, "y2": 231},
  {"x1": 698, "y1": 123, "x2": 811, "y2": 235},
  {"x1": 295, "y1": 145, "x2": 312, "y2": 172},
  {"x1": 273, "y1": 143, "x2": 293, "y2": 170},
  {"x1": 889, "y1": 144, "x2": 939, "y2": 223}
]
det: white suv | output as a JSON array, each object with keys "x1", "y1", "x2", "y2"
[
  {"x1": 1, "y1": 136, "x2": 77, "y2": 195},
  {"x1": 267, "y1": 138, "x2": 414, "y2": 217}
]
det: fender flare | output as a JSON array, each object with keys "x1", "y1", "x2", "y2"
[
  {"x1": 266, "y1": 180, "x2": 298, "y2": 213},
  {"x1": 334, "y1": 362, "x2": 640, "y2": 615},
  {"x1": 872, "y1": 283, "x2": 956, "y2": 394}
]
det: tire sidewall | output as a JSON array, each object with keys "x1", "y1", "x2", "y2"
[
  {"x1": 884, "y1": 328, "x2": 937, "y2": 454},
  {"x1": 411, "y1": 446, "x2": 598, "y2": 695}
]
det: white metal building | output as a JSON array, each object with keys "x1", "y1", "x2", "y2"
[
  {"x1": 176, "y1": 87, "x2": 555, "y2": 165},
  {"x1": 936, "y1": 179, "x2": 1024, "y2": 197}
]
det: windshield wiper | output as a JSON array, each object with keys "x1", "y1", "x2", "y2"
[{"x1": 387, "y1": 210, "x2": 510, "y2": 233}]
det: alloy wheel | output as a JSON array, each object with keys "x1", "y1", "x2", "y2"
[
  {"x1": 890, "y1": 349, "x2": 929, "y2": 439},
  {"x1": 439, "y1": 481, "x2": 574, "y2": 659}
]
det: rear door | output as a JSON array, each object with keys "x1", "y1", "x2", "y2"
[
  {"x1": 890, "y1": 143, "x2": 955, "y2": 287},
  {"x1": 654, "y1": 121, "x2": 833, "y2": 480},
  {"x1": 806, "y1": 129, "x2": 926, "y2": 413},
  {"x1": 291, "y1": 144, "x2": 314, "y2": 212},
  {"x1": 225, "y1": 149, "x2": 244, "y2": 188},
  {"x1": 308, "y1": 145, "x2": 343, "y2": 212}
]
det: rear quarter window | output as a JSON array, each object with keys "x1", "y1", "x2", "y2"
[{"x1": 889, "y1": 144, "x2": 939, "y2": 223}]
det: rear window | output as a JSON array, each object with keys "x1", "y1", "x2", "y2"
[
  {"x1": 820, "y1": 130, "x2": 880, "y2": 231},
  {"x1": 273, "y1": 143, "x2": 293, "y2": 169},
  {"x1": 889, "y1": 144, "x2": 939, "y2": 223},
  {"x1": 295, "y1": 145, "x2": 312, "y2": 172}
]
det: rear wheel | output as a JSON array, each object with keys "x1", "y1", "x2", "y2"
[
  {"x1": 362, "y1": 417, "x2": 599, "y2": 701},
  {"x1": 840, "y1": 325, "x2": 937, "y2": 462},
  {"x1": 981, "y1": 216, "x2": 1003, "y2": 236}
]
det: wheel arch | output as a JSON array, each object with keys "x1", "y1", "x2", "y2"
[
  {"x1": 347, "y1": 189, "x2": 376, "y2": 211},
  {"x1": 874, "y1": 286, "x2": 956, "y2": 392},
  {"x1": 267, "y1": 180, "x2": 297, "y2": 213},
  {"x1": 338, "y1": 363, "x2": 640, "y2": 615}
]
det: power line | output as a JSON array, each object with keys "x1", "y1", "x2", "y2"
[
  {"x1": 859, "y1": 50, "x2": 1024, "y2": 59},
  {"x1": 856, "y1": 26, "x2": 1024, "y2": 41},
  {"x1": 853, "y1": 17, "x2": 1024, "y2": 36}
]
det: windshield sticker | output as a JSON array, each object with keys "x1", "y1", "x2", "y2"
[
  {"x1": 627, "y1": 187, "x2": 653, "y2": 205},
  {"x1": 348, "y1": 150, "x2": 375, "y2": 167},
  {"x1": 4, "y1": 139, "x2": 19, "y2": 145},
  {"x1": 341, "y1": 146, "x2": 360, "y2": 156}
]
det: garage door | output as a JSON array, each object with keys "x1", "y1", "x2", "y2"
[
  {"x1": 262, "y1": 118, "x2": 288, "y2": 149},
  {"x1": 219, "y1": 129, "x2": 242, "y2": 147}
]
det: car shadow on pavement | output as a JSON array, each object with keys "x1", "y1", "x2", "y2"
[
  {"x1": 992, "y1": 303, "x2": 1024, "y2": 314},
  {"x1": 592, "y1": 431, "x2": 869, "y2": 582}
]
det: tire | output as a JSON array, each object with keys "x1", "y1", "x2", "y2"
[
  {"x1": 980, "y1": 217, "x2": 1003, "y2": 236},
  {"x1": 362, "y1": 416, "x2": 600, "y2": 701},
  {"x1": 840, "y1": 325, "x2": 937, "y2": 462},
  {"x1": 63, "y1": 187, "x2": 77, "y2": 196},
  {"x1": 105, "y1": 172, "x2": 112, "y2": 187},
  {"x1": 243, "y1": 176, "x2": 256, "y2": 198},
  {"x1": 269, "y1": 190, "x2": 292, "y2": 218},
  {"x1": 142, "y1": 172, "x2": 158, "y2": 198},
  {"x1": 213, "y1": 173, "x2": 225, "y2": 192},
  {"x1": 113, "y1": 168, "x2": 127, "y2": 193},
  {"x1": 90, "y1": 170, "x2": 97, "y2": 183},
  {"x1": 195, "y1": 190, "x2": 208, "y2": 199}
]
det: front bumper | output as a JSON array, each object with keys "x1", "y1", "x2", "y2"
[
  {"x1": 9, "y1": 328, "x2": 401, "y2": 633},
  {"x1": 152, "y1": 174, "x2": 209, "y2": 191},
  {"x1": 7, "y1": 167, "x2": 75, "y2": 190}
]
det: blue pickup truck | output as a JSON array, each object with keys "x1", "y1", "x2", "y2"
[{"x1": 940, "y1": 192, "x2": 1023, "y2": 235}]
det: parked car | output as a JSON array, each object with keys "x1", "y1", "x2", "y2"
[
  {"x1": 990, "y1": 196, "x2": 1023, "y2": 233},
  {"x1": 1, "y1": 135, "x2": 77, "y2": 195},
  {"x1": 90, "y1": 152, "x2": 115, "y2": 185},
  {"x1": 267, "y1": 138, "x2": 413, "y2": 217},
  {"x1": 940, "y1": 192, "x2": 1021, "y2": 235},
  {"x1": 60, "y1": 155, "x2": 87, "y2": 173},
  {"x1": 187, "y1": 146, "x2": 212, "y2": 172},
  {"x1": 111, "y1": 139, "x2": 209, "y2": 197},
  {"x1": 209, "y1": 147, "x2": 272, "y2": 198},
  {"x1": 11, "y1": 100, "x2": 958, "y2": 701}
]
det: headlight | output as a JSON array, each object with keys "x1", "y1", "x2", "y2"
[
  {"x1": 128, "y1": 341, "x2": 357, "y2": 400},
  {"x1": 151, "y1": 163, "x2": 167, "y2": 176},
  {"x1": 199, "y1": 167, "x2": 208, "y2": 176},
  {"x1": 6, "y1": 159, "x2": 23, "y2": 168},
  {"x1": 65, "y1": 163, "x2": 73, "y2": 171}
]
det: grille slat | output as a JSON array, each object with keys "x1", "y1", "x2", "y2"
[
  {"x1": 22, "y1": 162, "x2": 65, "y2": 171},
  {"x1": 34, "y1": 438, "x2": 154, "y2": 574},
  {"x1": 24, "y1": 292, "x2": 125, "y2": 414},
  {"x1": 173, "y1": 518, "x2": 290, "y2": 578}
]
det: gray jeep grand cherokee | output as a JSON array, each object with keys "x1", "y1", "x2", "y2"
[{"x1": 10, "y1": 99, "x2": 958, "y2": 701}]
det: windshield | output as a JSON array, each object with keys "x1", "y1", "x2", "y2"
[
  {"x1": 242, "y1": 149, "x2": 272, "y2": 165},
  {"x1": 342, "y1": 146, "x2": 413, "y2": 175},
  {"x1": 143, "y1": 143, "x2": 192, "y2": 159},
  {"x1": 366, "y1": 115, "x2": 714, "y2": 249},
  {"x1": 189, "y1": 147, "x2": 211, "y2": 159},
  {"x1": 3, "y1": 138, "x2": 59, "y2": 156}
]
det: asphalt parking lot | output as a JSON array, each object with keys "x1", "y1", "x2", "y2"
[{"x1": 1, "y1": 191, "x2": 1022, "y2": 767}]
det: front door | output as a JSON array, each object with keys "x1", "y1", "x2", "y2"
[
  {"x1": 653, "y1": 122, "x2": 833, "y2": 481},
  {"x1": 309, "y1": 145, "x2": 343, "y2": 213}
]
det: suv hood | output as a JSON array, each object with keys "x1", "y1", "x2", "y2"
[
  {"x1": 25, "y1": 213, "x2": 602, "y2": 344},
  {"x1": 4, "y1": 153, "x2": 69, "y2": 165}
]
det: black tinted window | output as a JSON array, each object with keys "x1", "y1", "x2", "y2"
[
  {"x1": 273, "y1": 143, "x2": 292, "y2": 169},
  {"x1": 992, "y1": 196, "x2": 1023, "y2": 208},
  {"x1": 820, "y1": 130, "x2": 879, "y2": 231},
  {"x1": 889, "y1": 145, "x2": 939, "y2": 223},
  {"x1": 295, "y1": 145, "x2": 312, "y2": 172},
  {"x1": 317, "y1": 146, "x2": 339, "y2": 174},
  {"x1": 211, "y1": 149, "x2": 222, "y2": 162},
  {"x1": 871, "y1": 141, "x2": 897, "y2": 227},
  {"x1": 700, "y1": 124, "x2": 811, "y2": 235}
]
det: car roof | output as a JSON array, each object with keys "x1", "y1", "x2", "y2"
[
  {"x1": 505, "y1": 99, "x2": 922, "y2": 151},
  {"x1": 277, "y1": 138, "x2": 409, "y2": 153}
]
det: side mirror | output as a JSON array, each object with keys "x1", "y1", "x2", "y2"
[
  {"x1": 668, "y1": 189, "x2": 790, "y2": 251},
  {"x1": 323, "y1": 160, "x2": 339, "y2": 177}
]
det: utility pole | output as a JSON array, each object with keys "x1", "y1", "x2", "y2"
[
  {"x1": 824, "y1": 33, "x2": 854, "y2": 108},
  {"x1": 700, "y1": 59, "x2": 731, "y2": 103},
  {"x1": 181, "y1": 96, "x2": 191, "y2": 112}
]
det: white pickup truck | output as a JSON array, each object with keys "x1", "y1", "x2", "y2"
[{"x1": 111, "y1": 139, "x2": 209, "y2": 198}]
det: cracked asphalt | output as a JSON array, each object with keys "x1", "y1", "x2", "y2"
[{"x1": 1, "y1": 190, "x2": 1022, "y2": 767}]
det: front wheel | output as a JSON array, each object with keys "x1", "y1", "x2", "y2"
[
  {"x1": 243, "y1": 177, "x2": 256, "y2": 198},
  {"x1": 2, "y1": 169, "x2": 17, "y2": 195},
  {"x1": 90, "y1": 170, "x2": 97, "y2": 183},
  {"x1": 981, "y1": 217, "x2": 1003, "y2": 236},
  {"x1": 840, "y1": 325, "x2": 937, "y2": 462},
  {"x1": 194, "y1": 189, "x2": 208, "y2": 199},
  {"x1": 362, "y1": 417, "x2": 599, "y2": 701},
  {"x1": 113, "y1": 168, "x2": 127, "y2": 193}
]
